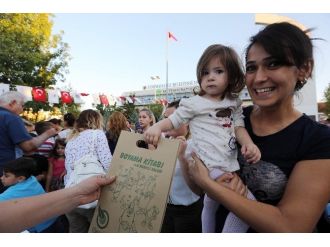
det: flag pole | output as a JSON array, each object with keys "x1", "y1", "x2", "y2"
[{"x1": 166, "y1": 31, "x2": 169, "y2": 101}]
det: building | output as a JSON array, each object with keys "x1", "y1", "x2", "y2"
[{"x1": 122, "y1": 80, "x2": 252, "y2": 106}]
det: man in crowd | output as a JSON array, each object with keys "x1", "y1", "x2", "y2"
[{"x1": 0, "y1": 91, "x2": 57, "y2": 192}]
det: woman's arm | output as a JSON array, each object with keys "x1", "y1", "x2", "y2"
[
  {"x1": 0, "y1": 175, "x2": 116, "y2": 233},
  {"x1": 189, "y1": 155, "x2": 330, "y2": 232}
]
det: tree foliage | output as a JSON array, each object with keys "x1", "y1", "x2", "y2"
[
  {"x1": 0, "y1": 13, "x2": 70, "y2": 88},
  {"x1": 324, "y1": 83, "x2": 330, "y2": 118}
]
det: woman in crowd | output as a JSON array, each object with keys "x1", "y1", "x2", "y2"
[
  {"x1": 105, "y1": 111, "x2": 130, "y2": 155},
  {"x1": 58, "y1": 113, "x2": 76, "y2": 140},
  {"x1": 183, "y1": 22, "x2": 330, "y2": 232},
  {"x1": 64, "y1": 109, "x2": 112, "y2": 233}
]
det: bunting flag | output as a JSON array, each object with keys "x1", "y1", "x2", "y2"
[
  {"x1": 99, "y1": 94, "x2": 109, "y2": 106},
  {"x1": 32, "y1": 87, "x2": 47, "y2": 102},
  {"x1": 16, "y1": 85, "x2": 33, "y2": 101},
  {"x1": 72, "y1": 91, "x2": 84, "y2": 104},
  {"x1": 47, "y1": 89, "x2": 59, "y2": 104},
  {"x1": 80, "y1": 93, "x2": 90, "y2": 96},
  {"x1": 0, "y1": 83, "x2": 10, "y2": 95},
  {"x1": 168, "y1": 32, "x2": 178, "y2": 41},
  {"x1": 60, "y1": 91, "x2": 73, "y2": 104},
  {"x1": 92, "y1": 93, "x2": 101, "y2": 105}
]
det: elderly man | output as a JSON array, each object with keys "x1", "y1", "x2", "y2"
[{"x1": 0, "y1": 91, "x2": 57, "y2": 191}]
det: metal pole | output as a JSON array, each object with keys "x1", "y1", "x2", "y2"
[{"x1": 166, "y1": 32, "x2": 169, "y2": 101}]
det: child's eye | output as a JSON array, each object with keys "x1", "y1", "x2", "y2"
[
  {"x1": 215, "y1": 69, "x2": 224, "y2": 74},
  {"x1": 201, "y1": 70, "x2": 209, "y2": 76}
]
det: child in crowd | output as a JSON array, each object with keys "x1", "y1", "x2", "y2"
[
  {"x1": 46, "y1": 138, "x2": 66, "y2": 192},
  {"x1": 138, "y1": 108, "x2": 155, "y2": 134},
  {"x1": 0, "y1": 157, "x2": 57, "y2": 232},
  {"x1": 144, "y1": 44, "x2": 261, "y2": 232},
  {"x1": 34, "y1": 121, "x2": 56, "y2": 158}
]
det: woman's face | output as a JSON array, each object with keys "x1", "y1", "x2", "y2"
[
  {"x1": 138, "y1": 111, "x2": 153, "y2": 130},
  {"x1": 245, "y1": 43, "x2": 300, "y2": 109}
]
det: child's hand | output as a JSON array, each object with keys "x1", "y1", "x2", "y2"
[
  {"x1": 241, "y1": 143, "x2": 261, "y2": 164},
  {"x1": 144, "y1": 125, "x2": 162, "y2": 146}
]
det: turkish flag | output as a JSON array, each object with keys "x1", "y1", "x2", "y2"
[
  {"x1": 99, "y1": 94, "x2": 109, "y2": 106},
  {"x1": 60, "y1": 91, "x2": 73, "y2": 104},
  {"x1": 32, "y1": 87, "x2": 47, "y2": 102}
]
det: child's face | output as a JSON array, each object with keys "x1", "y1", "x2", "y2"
[
  {"x1": 1, "y1": 172, "x2": 22, "y2": 187},
  {"x1": 201, "y1": 57, "x2": 229, "y2": 100},
  {"x1": 56, "y1": 145, "x2": 65, "y2": 156},
  {"x1": 138, "y1": 111, "x2": 153, "y2": 130}
]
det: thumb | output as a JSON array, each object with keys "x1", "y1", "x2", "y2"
[
  {"x1": 191, "y1": 152, "x2": 198, "y2": 161},
  {"x1": 216, "y1": 172, "x2": 234, "y2": 183},
  {"x1": 241, "y1": 145, "x2": 247, "y2": 155}
]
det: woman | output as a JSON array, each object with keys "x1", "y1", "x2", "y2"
[
  {"x1": 64, "y1": 109, "x2": 112, "y2": 233},
  {"x1": 105, "y1": 111, "x2": 130, "y2": 155},
  {"x1": 183, "y1": 22, "x2": 330, "y2": 232},
  {"x1": 138, "y1": 108, "x2": 155, "y2": 133},
  {"x1": 58, "y1": 113, "x2": 76, "y2": 140}
]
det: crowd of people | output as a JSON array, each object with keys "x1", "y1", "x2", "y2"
[{"x1": 0, "y1": 22, "x2": 330, "y2": 233}]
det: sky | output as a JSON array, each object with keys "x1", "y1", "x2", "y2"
[{"x1": 51, "y1": 13, "x2": 330, "y2": 101}]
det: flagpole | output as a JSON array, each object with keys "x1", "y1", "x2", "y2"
[{"x1": 166, "y1": 31, "x2": 169, "y2": 101}]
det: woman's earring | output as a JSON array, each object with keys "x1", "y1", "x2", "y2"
[
  {"x1": 302, "y1": 77, "x2": 308, "y2": 86},
  {"x1": 295, "y1": 78, "x2": 308, "y2": 91}
]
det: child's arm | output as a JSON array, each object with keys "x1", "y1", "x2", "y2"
[
  {"x1": 144, "y1": 118, "x2": 174, "y2": 146},
  {"x1": 235, "y1": 126, "x2": 261, "y2": 164},
  {"x1": 45, "y1": 160, "x2": 53, "y2": 192}
]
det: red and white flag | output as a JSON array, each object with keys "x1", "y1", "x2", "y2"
[
  {"x1": 60, "y1": 91, "x2": 73, "y2": 104},
  {"x1": 99, "y1": 94, "x2": 109, "y2": 106},
  {"x1": 32, "y1": 87, "x2": 47, "y2": 102},
  {"x1": 168, "y1": 32, "x2": 178, "y2": 41}
]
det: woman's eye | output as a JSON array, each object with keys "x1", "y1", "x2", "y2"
[
  {"x1": 267, "y1": 59, "x2": 282, "y2": 69},
  {"x1": 245, "y1": 64, "x2": 256, "y2": 73}
]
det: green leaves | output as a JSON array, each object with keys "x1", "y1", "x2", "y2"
[{"x1": 0, "y1": 14, "x2": 70, "y2": 88}]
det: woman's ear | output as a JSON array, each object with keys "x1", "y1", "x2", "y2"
[{"x1": 298, "y1": 60, "x2": 313, "y2": 81}]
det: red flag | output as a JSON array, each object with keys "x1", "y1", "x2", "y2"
[
  {"x1": 60, "y1": 91, "x2": 73, "y2": 104},
  {"x1": 168, "y1": 32, "x2": 178, "y2": 41},
  {"x1": 99, "y1": 95, "x2": 109, "y2": 106},
  {"x1": 32, "y1": 87, "x2": 47, "y2": 102}
]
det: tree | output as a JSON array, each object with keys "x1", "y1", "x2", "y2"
[
  {"x1": 0, "y1": 14, "x2": 70, "y2": 88},
  {"x1": 323, "y1": 83, "x2": 330, "y2": 118}
]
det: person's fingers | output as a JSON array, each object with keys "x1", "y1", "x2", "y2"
[
  {"x1": 216, "y1": 172, "x2": 234, "y2": 183},
  {"x1": 241, "y1": 145, "x2": 247, "y2": 155}
]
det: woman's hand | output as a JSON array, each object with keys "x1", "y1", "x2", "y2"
[
  {"x1": 187, "y1": 153, "x2": 212, "y2": 188},
  {"x1": 215, "y1": 172, "x2": 248, "y2": 197}
]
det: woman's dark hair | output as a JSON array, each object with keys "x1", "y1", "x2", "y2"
[
  {"x1": 196, "y1": 44, "x2": 245, "y2": 99},
  {"x1": 245, "y1": 22, "x2": 314, "y2": 91},
  {"x1": 3, "y1": 157, "x2": 36, "y2": 178},
  {"x1": 63, "y1": 113, "x2": 76, "y2": 127},
  {"x1": 48, "y1": 118, "x2": 62, "y2": 125},
  {"x1": 50, "y1": 138, "x2": 66, "y2": 158}
]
